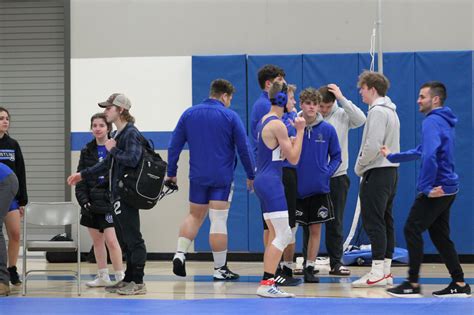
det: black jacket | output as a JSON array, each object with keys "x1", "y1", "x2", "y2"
[
  {"x1": 0, "y1": 134, "x2": 28, "y2": 206},
  {"x1": 75, "y1": 139, "x2": 111, "y2": 213}
]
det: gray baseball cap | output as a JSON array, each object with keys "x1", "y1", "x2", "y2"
[{"x1": 98, "y1": 93, "x2": 132, "y2": 110}]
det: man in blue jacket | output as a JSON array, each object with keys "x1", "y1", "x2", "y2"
[
  {"x1": 384, "y1": 81, "x2": 471, "y2": 298},
  {"x1": 295, "y1": 88, "x2": 342, "y2": 283},
  {"x1": 168, "y1": 79, "x2": 255, "y2": 280}
]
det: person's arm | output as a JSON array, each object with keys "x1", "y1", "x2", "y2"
[
  {"x1": 356, "y1": 109, "x2": 386, "y2": 168},
  {"x1": 75, "y1": 149, "x2": 91, "y2": 208},
  {"x1": 167, "y1": 114, "x2": 187, "y2": 178},
  {"x1": 418, "y1": 119, "x2": 441, "y2": 196},
  {"x1": 338, "y1": 98, "x2": 366, "y2": 129},
  {"x1": 109, "y1": 130, "x2": 142, "y2": 168},
  {"x1": 327, "y1": 127, "x2": 342, "y2": 176},
  {"x1": 275, "y1": 117, "x2": 305, "y2": 165},
  {"x1": 383, "y1": 145, "x2": 422, "y2": 163},
  {"x1": 232, "y1": 114, "x2": 255, "y2": 180},
  {"x1": 14, "y1": 142, "x2": 28, "y2": 206}
]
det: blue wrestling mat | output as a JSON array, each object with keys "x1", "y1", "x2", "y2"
[{"x1": 0, "y1": 297, "x2": 472, "y2": 315}]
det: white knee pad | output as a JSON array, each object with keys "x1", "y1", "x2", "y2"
[
  {"x1": 270, "y1": 216, "x2": 292, "y2": 251},
  {"x1": 209, "y1": 209, "x2": 228, "y2": 234}
]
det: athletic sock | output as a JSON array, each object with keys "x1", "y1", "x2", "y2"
[
  {"x1": 212, "y1": 250, "x2": 227, "y2": 269},
  {"x1": 263, "y1": 272, "x2": 274, "y2": 281}
]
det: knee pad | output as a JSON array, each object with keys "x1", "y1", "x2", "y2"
[
  {"x1": 209, "y1": 209, "x2": 228, "y2": 234},
  {"x1": 271, "y1": 217, "x2": 292, "y2": 251}
]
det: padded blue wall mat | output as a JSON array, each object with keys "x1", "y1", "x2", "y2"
[{"x1": 1, "y1": 297, "x2": 472, "y2": 315}]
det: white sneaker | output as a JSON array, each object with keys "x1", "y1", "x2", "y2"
[
  {"x1": 385, "y1": 273, "x2": 394, "y2": 286},
  {"x1": 257, "y1": 279, "x2": 295, "y2": 298},
  {"x1": 352, "y1": 271, "x2": 387, "y2": 288},
  {"x1": 86, "y1": 275, "x2": 113, "y2": 288}
]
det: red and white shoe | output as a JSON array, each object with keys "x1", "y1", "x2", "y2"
[
  {"x1": 352, "y1": 271, "x2": 387, "y2": 288},
  {"x1": 257, "y1": 279, "x2": 295, "y2": 298}
]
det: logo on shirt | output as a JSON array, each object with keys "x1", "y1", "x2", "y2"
[
  {"x1": 0, "y1": 150, "x2": 15, "y2": 162},
  {"x1": 315, "y1": 133, "x2": 326, "y2": 143}
]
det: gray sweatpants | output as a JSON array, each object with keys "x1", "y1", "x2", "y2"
[{"x1": 0, "y1": 173, "x2": 19, "y2": 285}]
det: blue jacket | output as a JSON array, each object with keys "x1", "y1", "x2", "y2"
[
  {"x1": 282, "y1": 110, "x2": 297, "y2": 168},
  {"x1": 296, "y1": 113, "x2": 342, "y2": 198},
  {"x1": 81, "y1": 123, "x2": 143, "y2": 200},
  {"x1": 168, "y1": 98, "x2": 255, "y2": 187},
  {"x1": 386, "y1": 106, "x2": 458, "y2": 196},
  {"x1": 250, "y1": 91, "x2": 271, "y2": 160}
]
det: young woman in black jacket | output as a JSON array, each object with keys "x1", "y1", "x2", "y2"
[
  {"x1": 0, "y1": 107, "x2": 27, "y2": 286},
  {"x1": 75, "y1": 113, "x2": 124, "y2": 287}
]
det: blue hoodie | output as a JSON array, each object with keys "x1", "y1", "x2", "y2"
[
  {"x1": 386, "y1": 106, "x2": 458, "y2": 196},
  {"x1": 250, "y1": 91, "x2": 271, "y2": 160},
  {"x1": 168, "y1": 98, "x2": 255, "y2": 187},
  {"x1": 296, "y1": 113, "x2": 342, "y2": 198}
]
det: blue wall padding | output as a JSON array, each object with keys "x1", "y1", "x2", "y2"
[
  {"x1": 192, "y1": 55, "x2": 249, "y2": 251},
  {"x1": 191, "y1": 51, "x2": 473, "y2": 254},
  {"x1": 247, "y1": 55, "x2": 303, "y2": 252},
  {"x1": 414, "y1": 51, "x2": 473, "y2": 254}
]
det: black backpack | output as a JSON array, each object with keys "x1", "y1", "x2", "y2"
[{"x1": 116, "y1": 137, "x2": 167, "y2": 210}]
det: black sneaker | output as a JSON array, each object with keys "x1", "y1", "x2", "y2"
[
  {"x1": 303, "y1": 266, "x2": 320, "y2": 283},
  {"x1": 433, "y1": 282, "x2": 472, "y2": 298},
  {"x1": 173, "y1": 257, "x2": 186, "y2": 277},
  {"x1": 213, "y1": 265, "x2": 239, "y2": 281},
  {"x1": 7, "y1": 266, "x2": 21, "y2": 286},
  {"x1": 274, "y1": 274, "x2": 303, "y2": 286},
  {"x1": 387, "y1": 281, "x2": 422, "y2": 298}
]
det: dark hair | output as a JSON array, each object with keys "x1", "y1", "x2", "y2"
[
  {"x1": 0, "y1": 106, "x2": 10, "y2": 118},
  {"x1": 300, "y1": 88, "x2": 322, "y2": 104},
  {"x1": 90, "y1": 112, "x2": 112, "y2": 132},
  {"x1": 420, "y1": 81, "x2": 447, "y2": 105},
  {"x1": 318, "y1": 86, "x2": 336, "y2": 103},
  {"x1": 257, "y1": 64, "x2": 286, "y2": 89},
  {"x1": 210, "y1": 79, "x2": 235, "y2": 97},
  {"x1": 357, "y1": 70, "x2": 390, "y2": 96}
]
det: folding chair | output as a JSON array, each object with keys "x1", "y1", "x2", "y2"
[{"x1": 22, "y1": 202, "x2": 81, "y2": 296}]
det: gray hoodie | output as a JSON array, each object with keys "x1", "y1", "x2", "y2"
[
  {"x1": 323, "y1": 98, "x2": 366, "y2": 177},
  {"x1": 355, "y1": 96, "x2": 400, "y2": 177}
]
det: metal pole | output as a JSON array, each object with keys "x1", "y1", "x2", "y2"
[{"x1": 377, "y1": 0, "x2": 383, "y2": 74}]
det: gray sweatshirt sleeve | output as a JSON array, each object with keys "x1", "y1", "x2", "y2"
[
  {"x1": 355, "y1": 109, "x2": 386, "y2": 173},
  {"x1": 338, "y1": 97, "x2": 366, "y2": 129}
]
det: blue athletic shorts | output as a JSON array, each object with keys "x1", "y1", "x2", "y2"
[
  {"x1": 9, "y1": 198, "x2": 19, "y2": 212},
  {"x1": 189, "y1": 181, "x2": 232, "y2": 204},
  {"x1": 254, "y1": 175, "x2": 287, "y2": 213}
]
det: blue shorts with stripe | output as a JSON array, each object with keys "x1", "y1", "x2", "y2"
[
  {"x1": 9, "y1": 198, "x2": 19, "y2": 212},
  {"x1": 189, "y1": 181, "x2": 232, "y2": 205}
]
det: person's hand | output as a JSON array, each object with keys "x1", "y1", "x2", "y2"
[
  {"x1": 67, "y1": 172, "x2": 82, "y2": 186},
  {"x1": 428, "y1": 186, "x2": 445, "y2": 198},
  {"x1": 105, "y1": 138, "x2": 116, "y2": 151},
  {"x1": 19, "y1": 206, "x2": 25, "y2": 217},
  {"x1": 247, "y1": 179, "x2": 254, "y2": 192},
  {"x1": 380, "y1": 145, "x2": 391, "y2": 157},
  {"x1": 327, "y1": 83, "x2": 344, "y2": 100},
  {"x1": 166, "y1": 176, "x2": 177, "y2": 185},
  {"x1": 293, "y1": 116, "x2": 306, "y2": 132}
]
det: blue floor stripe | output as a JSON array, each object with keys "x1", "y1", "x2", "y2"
[
  {"x1": 0, "y1": 297, "x2": 472, "y2": 315},
  {"x1": 27, "y1": 274, "x2": 474, "y2": 285}
]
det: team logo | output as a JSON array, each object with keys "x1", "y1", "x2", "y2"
[
  {"x1": 295, "y1": 210, "x2": 303, "y2": 217},
  {"x1": 0, "y1": 150, "x2": 15, "y2": 162},
  {"x1": 317, "y1": 206, "x2": 329, "y2": 219},
  {"x1": 105, "y1": 213, "x2": 113, "y2": 223},
  {"x1": 315, "y1": 133, "x2": 326, "y2": 143}
]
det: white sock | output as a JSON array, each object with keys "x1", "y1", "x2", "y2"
[
  {"x1": 371, "y1": 260, "x2": 384, "y2": 277},
  {"x1": 212, "y1": 250, "x2": 227, "y2": 269},
  {"x1": 384, "y1": 258, "x2": 392, "y2": 275},
  {"x1": 175, "y1": 237, "x2": 192, "y2": 262},
  {"x1": 306, "y1": 260, "x2": 315, "y2": 268},
  {"x1": 115, "y1": 270, "x2": 125, "y2": 282},
  {"x1": 98, "y1": 268, "x2": 110, "y2": 280}
]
